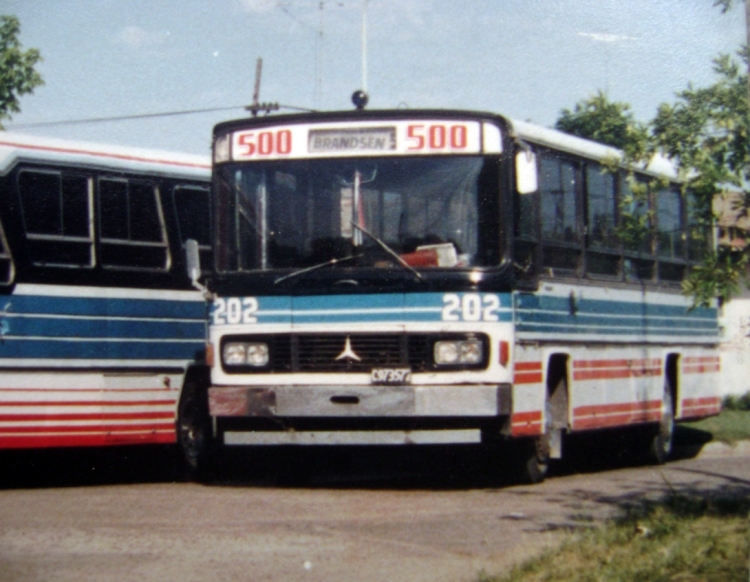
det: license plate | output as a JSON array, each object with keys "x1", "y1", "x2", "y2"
[{"x1": 370, "y1": 368, "x2": 412, "y2": 385}]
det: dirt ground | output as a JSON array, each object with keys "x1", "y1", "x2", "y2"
[{"x1": 0, "y1": 438, "x2": 748, "y2": 582}]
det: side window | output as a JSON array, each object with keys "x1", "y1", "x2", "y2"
[
  {"x1": 585, "y1": 164, "x2": 619, "y2": 278},
  {"x1": 18, "y1": 169, "x2": 94, "y2": 268},
  {"x1": 173, "y1": 185, "x2": 212, "y2": 271},
  {"x1": 620, "y1": 174, "x2": 654, "y2": 283},
  {"x1": 0, "y1": 218, "x2": 14, "y2": 285},
  {"x1": 539, "y1": 155, "x2": 581, "y2": 274},
  {"x1": 656, "y1": 186, "x2": 686, "y2": 282},
  {"x1": 98, "y1": 177, "x2": 169, "y2": 271},
  {"x1": 686, "y1": 190, "x2": 710, "y2": 261}
]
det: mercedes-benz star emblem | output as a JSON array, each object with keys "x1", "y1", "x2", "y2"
[{"x1": 335, "y1": 336, "x2": 361, "y2": 362}]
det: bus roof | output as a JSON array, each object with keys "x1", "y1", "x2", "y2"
[
  {"x1": 214, "y1": 108, "x2": 680, "y2": 181},
  {"x1": 0, "y1": 132, "x2": 211, "y2": 180},
  {"x1": 510, "y1": 119, "x2": 680, "y2": 181}
]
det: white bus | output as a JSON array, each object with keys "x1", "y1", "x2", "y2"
[
  {"x1": 0, "y1": 133, "x2": 211, "y2": 450},
  {"x1": 183, "y1": 109, "x2": 720, "y2": 482}
]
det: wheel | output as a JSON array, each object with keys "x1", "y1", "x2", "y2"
[
  {"x1": 177, "y1": 378, "x2": 215, "y2": 481},
  {"x1": 519, "y1": 433, "x2": 550, "y2": 484},
  {"x1": 647, "y1": 384, "x2": 674, "y2": 465}
]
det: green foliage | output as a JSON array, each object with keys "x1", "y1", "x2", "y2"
[
  {"x1": 682, "y1": 246, "x2": 748, "y2": 306},
  {"x1": 681, "y1": 409, "x2": 750, "y2": 443},
  {"x1": 0, "y1": 15, "x2": 43, "y2": 128},
  {"x1": 557, "y1": 44, "x2": 750, "y2": 306},
  {"x1": 555, "y1": 91, "x2": 648, "y2": 157},
  {"x1": 481, "y1": 492, "x2": 750, "y2": 582},
  {"x1": 650, "y1": 48, "x2": 750, "y2": 305},
  {"x1": 722, "y1": 391, "x2": 750, "y2": 411}
]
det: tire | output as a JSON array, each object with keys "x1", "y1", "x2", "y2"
[
  {"x1": 518, "y1": 434, "x2": 550, "y2": 484},
  {"x1": 648, "y1": 384, "x2": 675, "y2": 465},
  {"x1": 177, "y1": 378, "x2": 215, "y2": 482}
]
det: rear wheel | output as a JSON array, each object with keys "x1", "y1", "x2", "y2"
[
  {"x1": 647, "y1": 384, "x2": 674, "y2": 465},
  {"x1": 178, "y1": 378, "x2": 214, "y2": 481}
]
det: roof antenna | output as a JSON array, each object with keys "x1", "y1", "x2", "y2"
[
  {"x1": 246, "y1": 57, "x2": 279, "y2": 117},
  {"x1": 351, "y1": 0, "x2": 369, "y2": 110}
]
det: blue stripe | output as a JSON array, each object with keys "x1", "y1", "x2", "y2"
[
  {"x1": 237, "y1": 293, "x2": 514, "y2": 324},
  {"x1": 1, "y1": 293, "x2": 207, "y2": 361},
  {"x1": 4, "y1": 317, "x2": 205, "y2": 340},
  {"x1": 515, "y1": 292, "x2": 718, "y2": 338},
  {"x1": 0, "y1": 338, "x2": 205, "y2": 360},
  {"x1": 8, "y1": 295, "x2": 206, "y2": 320}
]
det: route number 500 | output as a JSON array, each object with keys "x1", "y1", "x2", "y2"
[{"x1": 406, "y1": 124, "x2": 468, "y2": 151}]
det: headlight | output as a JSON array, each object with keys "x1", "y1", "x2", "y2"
[
  {"x1": 434, "y1": 339, "x2": 483, "y2": 366},
  {"x1": 222, "y1": 342, "x2": 269, "y2": 367}
]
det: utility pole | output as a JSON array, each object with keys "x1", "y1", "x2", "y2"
[
  {"x1": 361, "y1": 0, "x2": 368, "y2": 95},
  {"x1": 246, "y1": 57, "x2": 279, "y2": 117}
]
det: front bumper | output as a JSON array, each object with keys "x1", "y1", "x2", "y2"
[{"x1": 209, "y1": 383, "x2": 511, "y2": 418}]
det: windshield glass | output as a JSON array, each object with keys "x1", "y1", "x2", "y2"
[{"x1": 214, "y1": 156, "x2": 499, "y2": 272}]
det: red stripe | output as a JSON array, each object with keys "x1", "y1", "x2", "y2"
[
  {"x1": 681, "y1": 406, "x2": 721, "y2": 419},
  {"x1": 682, "y1": 396, "x2": 720, "y2": 407},
  {"x1": 574, "y1": 410, "x2": 661, "y2": 430},
  {"x1": 514, "y1": 361, "x2": 542, "y2": 371},
  {"x1": 573, "y1": 358, "x2": 661, "y2": 369},
  {"x1": 0, "y1": 432, "x2": 176, "y2": 449},
  {"x1": 683, "y1": 356, "x2": 720, "y2": 364},
  {"x1": 0, "y1": 388, "x2": 177, "y2": 393},
  {"x1": 574, "y1": 367, "x2": 661, "y2": 381},
  {"x1": 511, "y1": 423, "x2": 543, "y2": 436},
  {"x1": 0, "y1": 422, "x2": 176, "y2": 434},
  {"x1": 0, "y1": 400, "x2": 175, "y2": 407},
  {"x1": 514, "y1": 372, "x2": 543, "y2": 384},
  {"x1": 683, "y1": 364, "x2": 721, "y2": 374},
  {"x1": 0, "y1": 140, "x2": 211, "y2": 170},
  {"x1": 0, "y1": 412, "x2": 173, "y2": 421},
  {"x1": 512, "y1": 410, "x2": 543, "y2": 423},
  {"x1": 574, "y1": 400, "x2": 661, "y2": 417}
]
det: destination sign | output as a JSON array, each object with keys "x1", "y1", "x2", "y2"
[
  {"x1": 228, "y1": 119, "x2": 500, "y2": 161},
  {"x1": 308, "y1": 127, "x2": 396, "y2": 153}
]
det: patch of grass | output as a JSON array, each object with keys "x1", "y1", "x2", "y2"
[
  {"x1": 480, "y1": 494, "x2": 750, "y2": 582},
  {"x1": 681, "y1": 409, "x2": 750, "y2": 444}
]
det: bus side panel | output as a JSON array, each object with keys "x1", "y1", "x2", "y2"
[
  {"x1": 0, "y1": 284, "x2": 205, "y2": 449},
  {"x1": 511, "y1": 344, "x2": 545, "y2": 437},
  {"x1": 677, "y1": 352, "x2": 721, "y2": 420},
  {"x1": 568, "y1": 345, "x2": 663, "y2": 431}
]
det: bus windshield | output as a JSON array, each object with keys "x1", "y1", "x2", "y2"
[{"x1": 214, "y1": 155, "x2": 500, "y2": 272}]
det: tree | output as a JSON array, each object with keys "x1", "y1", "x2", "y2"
[
  {"x1": 0, "y1": 15, "x2": 43, "y2": 128},
  {"x1": 650, "y1": 48, "x2": 750, "y2": 305},
  {"x1": 555, "y1": 90, "x2": 648, "y2": 157}
]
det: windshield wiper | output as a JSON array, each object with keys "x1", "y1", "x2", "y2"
[
  {"x1": 351, "y1": 221, "x2": 424, "y2": 282},
  {"x1": 274, "y1": 254, "x2": 361, "y2": 285}
]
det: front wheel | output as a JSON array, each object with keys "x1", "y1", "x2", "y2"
[
  {"x1": 516, "y1": 434, "x2": 550, "y2": 484},
  {"x1": 178, "y1": 378, "x2": 215, "y2": 481}
]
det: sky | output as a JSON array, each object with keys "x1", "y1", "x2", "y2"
[{"x1": 0, "y1": 0, "x2": 746, "y2": 156}]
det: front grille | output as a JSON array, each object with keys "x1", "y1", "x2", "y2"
[
  {"x1": 298, "y1": 334, "x2": 403, "y2": 372},
  {"x1": 220, "y1": 333, "x2": 489, "y2": 374}
]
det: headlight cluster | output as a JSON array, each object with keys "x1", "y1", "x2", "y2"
[
  {"x1": 222, "y1": 342, "x2": 269, "y2": 367},
  {"x1": 433, "y1": 338, "x2": 483, "y2": 366}
]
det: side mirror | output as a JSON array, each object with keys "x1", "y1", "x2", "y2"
[
  {"x1": 516, "y1": 151, "x2": 538, "y2": 195},
  {"x1": 185, "y1": 239, "x2": 213, "y2": 299},
  {"x1": 185, "y1": 239, "x2": 201, "y2": 285}
]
